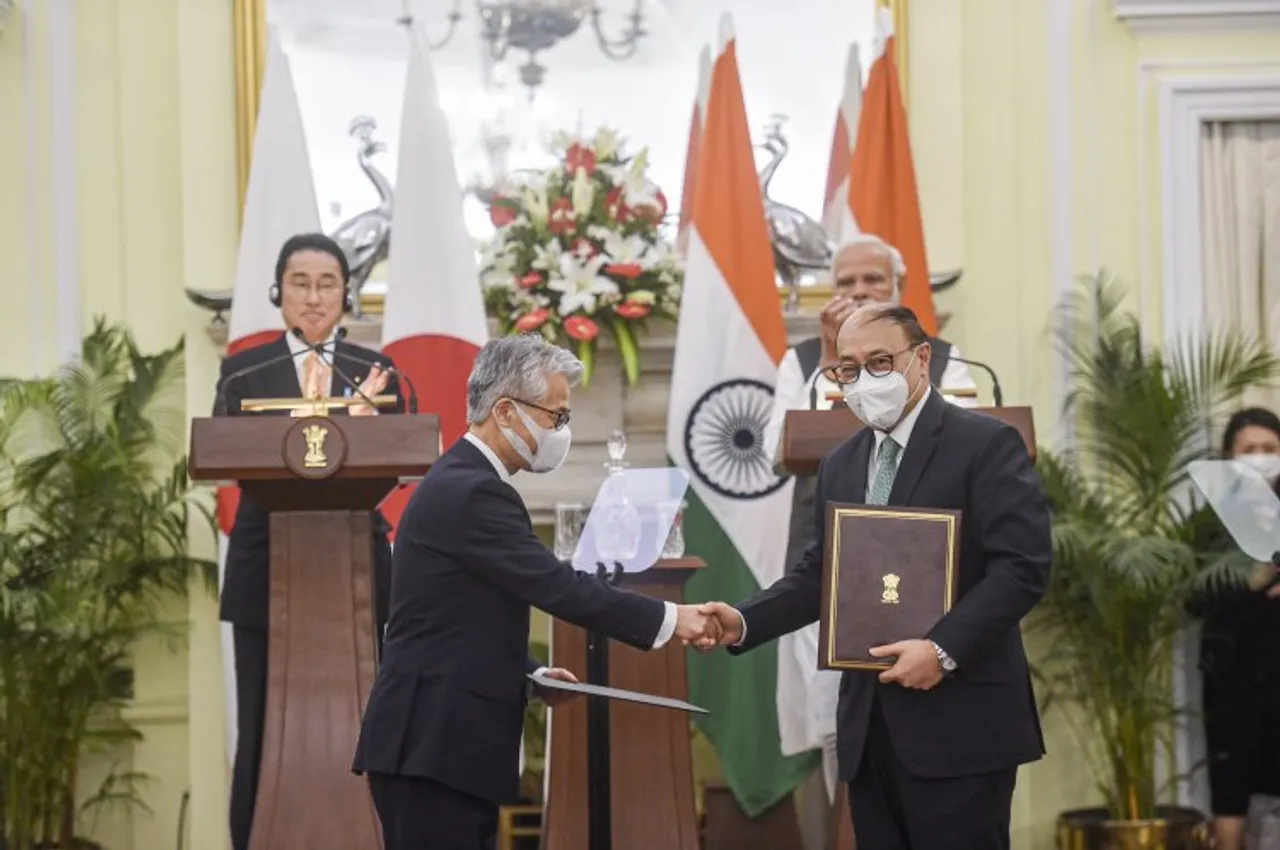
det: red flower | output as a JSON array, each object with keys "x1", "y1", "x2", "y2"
[
  {"x1": 519, "y1": 272, "x2": 542, "y2": 290},
  {"x1": 563, "y1": 316, "x2": 599, "y2": 342},
  {"x1": 489, "y1": 200, "x2": 517, "y2": 227},
  {"x1": 571, "y1": 237, "x2": 598, "y2": 259},
  {"x1": 605, "y1": 187, "x2": 630, "y2": 222},
  {"x1": 605, "y1": 263, "x2": 644, "y2": 279},
  {"x1": 565, "y1": 143, "x2": 596, "y2": 174},
  {"x1": 614, "y1": 300, "x2": 651, "y2": 320},
  {"x1": 515, "y1": 309, "x2": 550, "y2": 332},
  {"x1": 631, "y1": 189, "x2": 668, "y2": 222},
  {"x1": 548, "y1": 198, "x2": 575, "y2": 235}
]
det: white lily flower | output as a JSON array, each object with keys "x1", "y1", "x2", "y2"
[
  {"x1": 592, "y1": 127, "x2": 622, "y2": 160},
  {"x1": 522, "y1": 184, "x2": 549, "y2": 229},
  {"x1": 602, "y1": 232, "x2": 651, "y2": 268},
  {"x1": 546, "y1": 253, "x2": 618, "y2": 315},
  {"x1": 571, "y1": 167, "x2": 595, "y2": 219},
  {"x1": 531, "y1": 240, "x2": 562, "y2": 272}
]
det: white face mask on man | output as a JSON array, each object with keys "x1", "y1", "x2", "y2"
[
  {"x1": 842, "y1": 349, "x2": 923, "y2": 432},
  {"x1": 499, "y1": 402, "x2": 572, "y2": 473}
]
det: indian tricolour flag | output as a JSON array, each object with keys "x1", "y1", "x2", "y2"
[
  {"x1": 666, "y1": 14, "x2": 819, "y2": 818},
  {"x1": 820, "y1": 42, "x2": 863, "y2": 244}
]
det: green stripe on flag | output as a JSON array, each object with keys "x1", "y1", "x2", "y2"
[{"x1": 679, "y1": 485, "x2": 820, "y2": 818}]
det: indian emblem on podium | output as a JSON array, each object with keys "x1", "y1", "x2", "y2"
[
  {"x1": 880, "y1": 573, "x2": 901, "y2": 604},
  {"x1": 302, "y1": 424, "x2": 329, "y2": 468},
  {"x1": 282, "y1": 415, "x2": 347, "y2": 479}
]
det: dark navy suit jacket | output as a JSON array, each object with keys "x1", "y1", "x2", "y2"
[
  {"x1": 351, "y1": 437, "x2": 667, "y2": 803},
  {"x1": 731, "y1": 390, "x2": 1052, "y2": 781}
]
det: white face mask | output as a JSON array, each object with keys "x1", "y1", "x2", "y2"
[
  {"x1": 842, "y1": 350, "x2": 921, "y2": 432},
  {"x1": 499, "y1": 402, "x2": 572, "y2": 474},
  {"x1": 1237, "y1": 452, "x2": 1280, "y2": 483}
]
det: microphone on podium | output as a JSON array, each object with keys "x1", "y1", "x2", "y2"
[
  {"x1": 326, "y1": 336, "x2": 421, "y2": 415},
  {"x1": 288, "y1": 327, "x2": 385, "y2": 412},
  {"x1": 944, "y1": 353, "x2": 1004, "y2": 407},
  {"x1": 212, "y1": 330, "x2": 338, "y2": 415}
]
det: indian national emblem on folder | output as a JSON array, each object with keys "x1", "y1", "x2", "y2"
[{"x1": 818, "y1": 504, "x2": 962, "y2": 671}]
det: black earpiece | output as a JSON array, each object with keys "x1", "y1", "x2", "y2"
[{"x1": 268, "y1": 281, "x2": 282, "y2": 307}]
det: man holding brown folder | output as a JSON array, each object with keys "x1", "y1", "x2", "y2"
[{"x1": 697, "y1": 303, "x2": 1051, "y2": 850}]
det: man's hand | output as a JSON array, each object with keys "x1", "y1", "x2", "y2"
[
  {"x1": 869, "y1": 639, "x2": 943, "y2": 690},
  {"x1": 674, "y1": 604, "x2": 723, "y2": 646},
  {"x1": 690, "y1": 601, "x2": 745, "y2": 651},
  {"x1": 349, "y1": 365, "x2": 390, "y2": 417},
  {"x1": 532, "y1": 667, "x2": 580, "y2": 707},
  {"x1": 819, "y1": 296, "x2": 859, "y2": 362}
]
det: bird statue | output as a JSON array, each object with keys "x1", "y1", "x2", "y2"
[
  {"x1": 185, "y1": 115, "x2": 396, "y2": 322},
  {"x1": 329, "y1": 115, "x2": 394, "y2": 319},
  {"x1": 753, "y1": 115, "x2": 963, "y2": 315},
  {"x1": 756, "y1": 115, "x2": 836, "y2": 312}
]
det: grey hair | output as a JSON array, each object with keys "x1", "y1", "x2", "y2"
[
  {"x1": 831, "y1": 233, "x2": 907, "y2": 282},
  {"x1": 466, "y1": 334, "x2": 584, "y2": 424}
]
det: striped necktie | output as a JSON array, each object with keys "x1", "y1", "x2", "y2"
[{"x1": 868, "y1": 438, "x2": 901, "y2": 505}]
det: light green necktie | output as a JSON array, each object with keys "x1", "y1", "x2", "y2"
[{"x1": 868, "y1": 438, "x2": 901, "y2": 505}]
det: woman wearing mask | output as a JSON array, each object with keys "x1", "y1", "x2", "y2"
[{"x1": 1196, "y1": 407, "x2": 1280, "y2": 850}]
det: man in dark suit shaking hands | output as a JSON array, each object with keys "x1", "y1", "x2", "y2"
[
  {"x1": 215, "y1": 232, "x2": 401, "y2": 850},
  {"x1": 698, "y1": 303, "x2": 1051, "y2": 850},
  {"x1": 352, "y1": 334, "x2": 721, "y2": 850}
]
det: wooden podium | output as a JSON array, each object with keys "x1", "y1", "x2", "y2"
[
  {"x1": 188, "y1": 413, "x2": 438, "y2": 850},
  {"x1": 778, "y1": 405, "x2": 1037, "y2": 476},
  {"x1": 542, "y1": 557, "x2": 706, "y2": 850},
  {"x1": 778, "y1": 403, "x2": 1036, "y2": 850}
]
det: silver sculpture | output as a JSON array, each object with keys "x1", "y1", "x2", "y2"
[
  {"x1": 755, "y1": 115, "x2": 963, "y2": 314},
  {"x1": 330, "y1": 116, "x2": 394, "y2": 319},
  {"x1": 756, "y1": 116, "x2": 836, "y2": 313},
  {"x1": 184, "y1": 116, "x2": 394, "y2": 321}
]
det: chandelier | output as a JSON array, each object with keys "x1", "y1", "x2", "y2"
[{"x1": 407, "y1": 0, "x2": 647, "y2": 95}]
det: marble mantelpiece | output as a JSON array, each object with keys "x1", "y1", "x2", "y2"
[{"x1": 203, "y1": 314, "x2": 821, "y2": 525}]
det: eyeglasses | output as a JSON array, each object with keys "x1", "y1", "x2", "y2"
[
  {"x1": 511, "y1": 398, "x2": 571, "y2": 430},
  {"x1": 820, "y1": 345, "x2": 918, "y2": 386},
  {"x1": 285, "y1": 279, "x2": 344, "y2": 299}
]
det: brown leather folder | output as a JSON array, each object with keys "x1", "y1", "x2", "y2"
[{"x1": 818, "y1": 503, "x2": 962, "y2": 671}]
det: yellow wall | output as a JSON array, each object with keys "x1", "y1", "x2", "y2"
[
  {"x1": 908, "y1": 3, "x2": 1280, "y2": 847},
  {"x1": 5, "y1": 1, "x2": 1280, "y2": 848},
  {"x1": 0, "y1": 0, "x2": 236, "y2": 847}
]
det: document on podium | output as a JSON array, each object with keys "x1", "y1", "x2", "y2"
[{"x1": 527, "y1": 673, "x2": 708, "y2": 714}]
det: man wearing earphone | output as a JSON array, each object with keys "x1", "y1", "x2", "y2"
[{"x1": 215, "y1": 232, "x2": 404, "y2": 850}]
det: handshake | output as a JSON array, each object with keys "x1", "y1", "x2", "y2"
[{"x1": 673, "y1": 602, "x2": 743, "y2": 652}]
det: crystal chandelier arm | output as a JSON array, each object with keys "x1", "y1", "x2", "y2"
[
  {"x1": 589, "y1": 0, "x2": 645, "y2": 61},
  {"x1": 398, "y1": 0, "x2": 464, "y2": 49}
]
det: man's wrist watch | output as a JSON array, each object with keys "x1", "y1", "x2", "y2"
[{"x1": 931, "y1": 641, "x2": 957, "y2": 674}]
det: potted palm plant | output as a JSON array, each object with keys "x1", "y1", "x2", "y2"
[
  {"x1": 1031, "y1": 274, "x2": 1280, "y2": 849},
  {"x1": 0, "y1": 320, "x2": 215, "y2": 850}
]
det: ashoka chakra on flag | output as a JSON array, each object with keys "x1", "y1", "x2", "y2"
[{"x1": 682, "y1": 378, "x2": 787, "y2": 501}]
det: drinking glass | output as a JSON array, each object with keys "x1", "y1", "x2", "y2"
[{"x1": 553, "y1": 503, "x2": 588, "y2": 561}]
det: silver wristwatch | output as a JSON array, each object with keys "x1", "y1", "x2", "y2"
[{"x1": 931, "y1": 641, "x2": 957, "y2": 673}]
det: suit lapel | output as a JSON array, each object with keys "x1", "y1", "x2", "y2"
[
  {"x1": 847, "y1": 433, "x2": 871, "y2": 504},
  {"x1": 888, "y1": 390, "x2": 945, "y2": 505},
  {"x1": 329, "y1": 341, "x2": 346, "y2": 401},
  {"x1": 261, "y1": 336, "x2": 303, "y2": 398}
]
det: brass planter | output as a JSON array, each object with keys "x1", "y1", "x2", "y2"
[{"x1": 1057, "y1": 807, "x2": 1210, "y2": 850}]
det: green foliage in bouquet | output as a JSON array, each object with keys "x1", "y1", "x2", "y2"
[
  {"x1": 0, "y1": 320, "x2": 215, "y2": 849},
  {"x1": 480, "y1": 128, "x2": 684, "y2": 386},
  {"x1": 1030, "y1": 273, "x2": 1279, "y2": 821}
]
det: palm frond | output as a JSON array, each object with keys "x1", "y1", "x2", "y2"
[{"x1": 1035, "y1": 272, "x2": 1280, "y2": 821}]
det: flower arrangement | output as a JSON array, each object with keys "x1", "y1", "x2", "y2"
[{"x1": 479, "y1": 128, "x2": 683, "y2": 386}]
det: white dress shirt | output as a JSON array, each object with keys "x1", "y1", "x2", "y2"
[{"x1": 461, "y1": 433, "x2": 679, "y2": 657}]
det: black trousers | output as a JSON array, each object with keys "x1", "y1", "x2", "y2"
[
  {"x1": 849, "y1": 695, "x2": 1018, "y2": 850},
  {"x1": 368, "y1": 773, "x2": 499, "y2": 850},
  {"x1": 229, "y1": 626, "x2": 267, "y2": 850}
]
